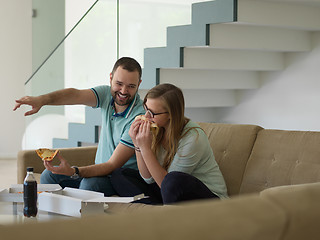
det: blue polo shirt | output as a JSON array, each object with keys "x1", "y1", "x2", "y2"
[{"x1": 91, "y1": 85, "x2": 145, "y2": 169}]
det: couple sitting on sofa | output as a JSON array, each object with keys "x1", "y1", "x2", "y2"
[{"x1": 13, "y1": 57, "x2": 228, "y2": 204}]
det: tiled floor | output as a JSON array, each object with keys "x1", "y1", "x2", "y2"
[{"x1": 0, "y1": 159, "x2": 17, "y2": 190}]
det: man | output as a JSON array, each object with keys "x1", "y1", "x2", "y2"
[{"x1": 13, "y1": 57, "x2": 145, "y2": 196}]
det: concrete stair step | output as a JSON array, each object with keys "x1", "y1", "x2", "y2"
[
  {"x1": 209, "y1": 23, "x2": 311, "y2": 52},
  {"x1": 183, "y1": 89, "x2": 236, "y2": 108},
  {"x1": 237, "y1": 0, "x2": 320, "y2": 31},
  {"x1": 159, "y1": 68, "x2": 260, "y2": 89},
  {"x1": 183, "y1": 47, "x2": 284, "y2": 70}
]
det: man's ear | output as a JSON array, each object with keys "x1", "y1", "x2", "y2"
[{"x1": 109, "y1": 73, "x2": 113, "y2": 84}]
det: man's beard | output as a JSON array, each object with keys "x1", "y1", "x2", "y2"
[{"x1": 111, "y1": 90, "x2": 135, "y2": 106}]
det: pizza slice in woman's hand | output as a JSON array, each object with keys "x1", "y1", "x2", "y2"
[{"x1": 135, "y1": 115, "x2": 159, "y2": 136}]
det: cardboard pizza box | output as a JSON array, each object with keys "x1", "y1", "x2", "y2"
[
  {"x1": 0, "y1": 184, "x2": 62, "y2": 203},
  {"x1": 38, "y1": 187, "x2": 106, "y2": 217},
  {"x1": 1, "y1": 185, "x2": 146, "y2": 218},
  {"x1": 38, "y1": 188, "x2": 146, "y2": 218}
]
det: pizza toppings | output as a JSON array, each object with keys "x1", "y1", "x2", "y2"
[{"x1": 35, "y1": 148, "x2": 59, "y2": 161}]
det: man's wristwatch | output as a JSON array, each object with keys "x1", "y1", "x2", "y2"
[{"x1": 71, "y1": 166, "x2": 80, "y2": 179}]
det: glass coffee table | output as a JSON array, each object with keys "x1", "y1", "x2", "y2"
[
  {"x1": 0, "y1": 185, "x2": 141, "y2": 224},
  {"x1": 0, "y1": 201, "x2": 72, "y2": 225},
  {"x1": 0, "y1": 184, "x2": 71, "y2": 225}
]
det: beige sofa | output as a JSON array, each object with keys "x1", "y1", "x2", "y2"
[{"x1": 3, "y1": 123, "x2": 320, "y2": 239}]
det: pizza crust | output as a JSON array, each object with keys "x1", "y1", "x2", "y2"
[{"x1": 35, "y1": 148, "x2": 59, "y2": 161}]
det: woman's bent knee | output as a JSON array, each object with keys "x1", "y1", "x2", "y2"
[{"x1": 161, "y1": 171, "x2": 186, "y2": 191}]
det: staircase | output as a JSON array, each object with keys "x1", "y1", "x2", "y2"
[
  {"x1": 53, "y1": 0, "x2": 320, "y2": 148},
  {"x1": 140, "y1": 0, "x2": 320, "y2": 108},
  {"x1": 53, "y1": 107, "x2": 101, "y2": 148}
]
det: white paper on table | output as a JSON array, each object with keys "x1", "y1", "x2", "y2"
[{"x1": 87, "y1": 194, "x2": 147, "y2": 203}]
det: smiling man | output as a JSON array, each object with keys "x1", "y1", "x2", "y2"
[{"x1": 13, "y1": 57, "x2": 145, "y2": 196}]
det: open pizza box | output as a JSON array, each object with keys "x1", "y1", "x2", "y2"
[
  {"x1": 0, "y1": 184, "x2": 146, "y2": 218},
  {"x1": 0, "y1": 184, "x2": 62, "y2": 203},
  {"x1": 38, "y1": 187, "x2": 107, "y2": 217},
  {"x1": 38, "y1": 187, "x2": 146, "y2": 218}
]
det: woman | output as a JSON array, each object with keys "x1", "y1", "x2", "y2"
[{"x1": 111, "y1": 83, "x2": 228, "y2": 204}]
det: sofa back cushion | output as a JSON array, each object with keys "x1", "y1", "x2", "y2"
[
  {"x1": 198, "y1": 123, "x2": 263, "y2": 196},
  {"x1": 17, "y1": 146, "x2": 97, "y2": 183},
  {"x1": 240, "y1": 129, "x2": 320, "y2": 194}
]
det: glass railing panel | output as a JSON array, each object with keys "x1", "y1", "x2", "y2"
[
  {"x1": 23, "y1": 40, "x2": 67, "y2": 150},
  {"x1": 64, "y1": 0, "x2": 118, "y2": 124},
  {"x1": 24, "y1": 0, "x2": 116, "y2": 150},
  {"x1": 24, "y1": 0, "x2": 68, "y2": 150}
]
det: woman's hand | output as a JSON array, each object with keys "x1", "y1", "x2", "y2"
[
  {"x1": 135, "y1": 120, "x2": 153, "y2": 152},
  {"x1": 129, "y1": 118, "x2": 142, "y2": 147},
  {"x1": 43, "y1": 152, "x2": 74, "y2": 176}
]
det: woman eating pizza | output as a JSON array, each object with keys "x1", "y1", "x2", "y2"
[{"x1": 111, "y1": 83, "x2": 228, "y2": 204}]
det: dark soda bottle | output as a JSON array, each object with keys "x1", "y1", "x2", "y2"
[{"x1": 23, "y1": 167, "x2": 38, "y2": 217}]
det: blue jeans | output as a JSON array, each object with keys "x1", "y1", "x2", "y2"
[
  {"x1": 40, "y1": 169, "x2": 117, "y2": 196},
  {"x1": 111, "y1": 168, "x2": 219, "y2": 204}
]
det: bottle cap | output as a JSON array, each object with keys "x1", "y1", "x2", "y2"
[{"x1": 27, "y1": 167, "x2": 34, "y2": 172}]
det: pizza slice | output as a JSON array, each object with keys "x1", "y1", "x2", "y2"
[
  {"x1": 35, "y1": 148, "x2": 59, "y2": 161},
  {"x1": 135, "y1": 115, "x2": 159, "y2": 136}
]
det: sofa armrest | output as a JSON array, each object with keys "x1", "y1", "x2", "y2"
[{"x1": 17, "y1": 146, "x2": 97, "y2": 184}]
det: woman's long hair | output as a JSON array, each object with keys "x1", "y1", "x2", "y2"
[{"x1": 144, "y1": 84, "x2": 189, "y2": 170}]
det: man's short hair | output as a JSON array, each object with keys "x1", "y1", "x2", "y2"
[{"x1": 112, "y1": 57, "x2": 142, "y2": 79}]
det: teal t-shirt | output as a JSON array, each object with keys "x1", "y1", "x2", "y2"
[{"x1": 91, "y1": 85, "x2": 145, "y2": 169}]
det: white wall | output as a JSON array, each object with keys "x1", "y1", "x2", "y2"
[
  {"x1": 215, "y1": 32, "x2": 320, "y2": 131},
  {"x1": 0, "y1": 1, "x2": 32, "y2": 158}
]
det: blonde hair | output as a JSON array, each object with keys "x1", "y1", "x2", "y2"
[{"x1": 144, "y1": 84, "x2": 189, "y2": 170}]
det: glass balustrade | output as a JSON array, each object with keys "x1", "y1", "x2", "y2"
[{"x1": 23, "y1": 0, "x2": 209, "y2": 150}]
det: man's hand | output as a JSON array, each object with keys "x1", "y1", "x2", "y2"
[
  {"x1": 13, "y1": 96, "x2": 44, "y2": 116},
  {"x1": 13, "y1": 88, "x2": 97, "y2": 116},
  {"x1": 43, "y1": 152, "x2": 75, "y2": 176}
]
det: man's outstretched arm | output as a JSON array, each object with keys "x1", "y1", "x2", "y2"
[{"x1": 13, "y1": 88, "x2": 97, "y2": 116}]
